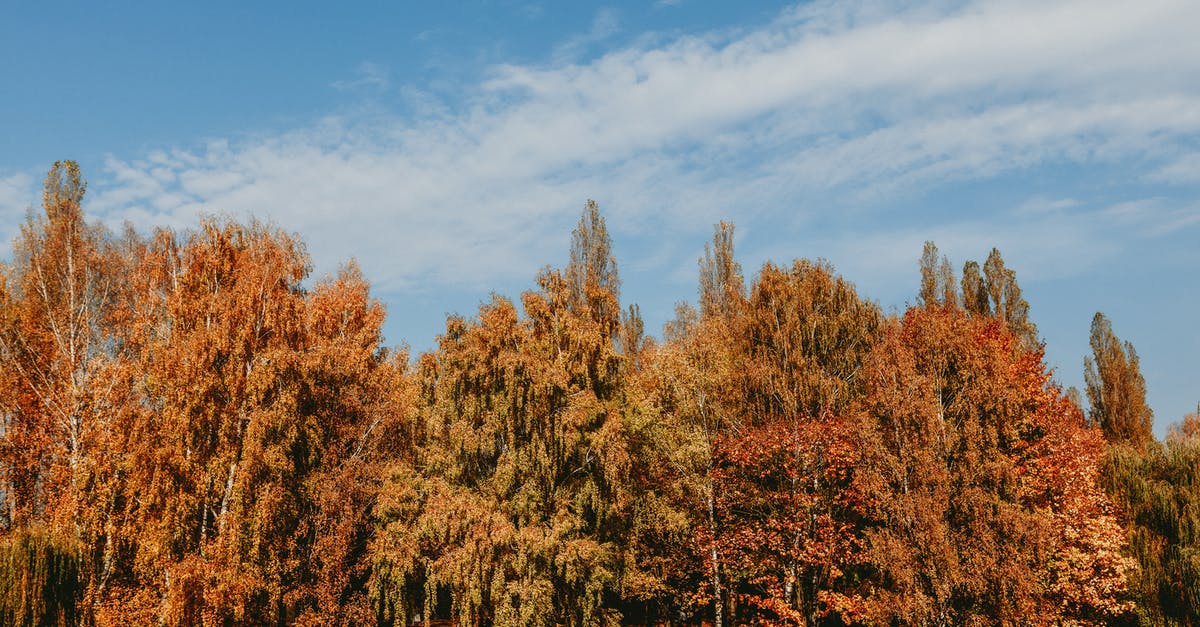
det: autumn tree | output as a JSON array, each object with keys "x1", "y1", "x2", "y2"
[
  {"x1": 61, "y1": 220, "x2": 407, "y2": 626},
  {"x1": 0, "y1": 161, "x2": 124, "y2": 532},
  {"x1": 102, "y1": 221, "x2": 313, "y2": 623},
  {"x1": 568, "y1": 199, "x2": 620, "y2": 332},
  {"x1": 617, "y1": 304, "x2": 648, "y2": 372},
  {"x1": 0, "y1": 266, "x2": 18, "y2": 530},
  {"x1": 699, "y1": 221, "x2": 744, "y2": 320},
  {"x1": 918, "y1": 241, "x2": 957, "y2": 309},
  {"x1": 636, "y1": 222, "x2": 750, "y2": 626},
  {"x1": 951, "y1": 247, "x2": 1040, "y2": 348},
  {"x1": 646, "y1": 301, "x2": 739, "y2": 626},
  {"x1": 287, "y1": 263, "x2": 414, "y2": 626},
  {"x1": 615, "y1": 332, "x2": 705, "y2": 624},
  {"x1": 648, "y1": 227, "x2": 881, "y2": 626},
  {"x1": 937, "y1": 258, "x2": 956, "y2": 310},
  {"x1": 726, "y1": 259, "x2": 880, "y2": 625},
  {"x1": 1085, "y1": 312, "x2": 1153, "y2": 449},
  {"x1": 372, "y1": 201, "x2": 633, "y2": 627},
  {"x1": 1167, "y1": 405, "x2": 1200, "y2": 442},
  {"x1": 0, "y1": 162, "x2": 145, "y2": 624},
  {"x1": 960, "y1": 260, "x2": 989, "y2": 317},
  {"x1": 984, "y1": 248, "x2": 1037, "y2": 347},
  {"x1": 855, "y1": 306, "x2": 1131, "y2": 625},
  {"x1": 0, "y1": 161, "x2": 1182, "y2": 625}
]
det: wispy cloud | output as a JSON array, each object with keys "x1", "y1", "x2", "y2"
[
  {"x1": 0, "y1": 172, "x2": 34, "y2": 258},
  {"x1": 1098, "y1": 198, "x2": 1200, "y2": 237},
  {"x1": 331, "y1": 62, "x2": 391, "y2": 92},
  {"x1": 551, "y1": 7, "x2": 621, "y2": 62},
  {"x1": 1013, "y1": 197, "x2": 1080, "y2": 216},
  {"x1": 1148, "y1": 152, "x2": 1200, "y2": 183},
  {"x1": 517, "y1": 4, "x2": 545, "y2": 20},
  {"x1": 87, "y1": 0, "x2": 1200, "y2": 299}
]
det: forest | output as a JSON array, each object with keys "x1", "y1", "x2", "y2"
[{"x1": 0, "y1": 161, "x2": 1196, "y2": 626}]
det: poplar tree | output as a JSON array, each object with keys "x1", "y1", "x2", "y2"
[
  {"x1": 1085, "y1": 312, "x2": 1153, "y2": 448},
  {"x1": 637, "y1": 222, "x2": 747, "y2": 627},
  {"x1": 698, "y1": 221, "x2": 744, "y2": 320},
  {"x1": 918, "y1": 241, "x2": 958, "y2": 309},
  {"x1": 919, "y1": 241, "x2": 940, "y2": 308},
  {"x1": 567, "y1": 199, "x2": 620, "y2": 333},
  {"x1": 983, "y1": 248, "x2": 1038, "y2": 349},
  {"x1": 937, "y1": 256, "x2": 957, "y2": 310},
  {"x1": 961, "y1": 261, "x2": 988, "y2": 317},
  {"x1": 958, "y1": 249, "x2": 1037, "y2": 349}
]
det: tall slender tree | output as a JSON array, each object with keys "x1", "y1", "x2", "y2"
[
  {"x1": 699, "y1": 222, "x2": 744, "y2": 321},
  {"x1": 937, "y1": 256, "x2": 957, "y2": 310},
  {"x1": 918, "y1": 241, "x2": 958, "y2": 310},
  {"x1": 0, "y1": 161, "x2": 120, "y2": 530},
  {"x1": 1085, "y1": 312, "x2": 1153, "y2": 448},
  {"x1": 617, "y1": 304, "x2": 646, "y2": 370},
  {"x1": 567, "y1": 199, "x2": 620, "y2": 333},
  {"x1": 957, "y1": 249, "x2": 1037, "y2": 348},
  {"x1": 622, "y1": 221, "x2": 748, "y2": 627},
  {"x1": 961, "y1": 260, "x2": 989, "y2": 317},
  {"x1": 919, "y1": 241, "x2": 940, "y2": 308}
]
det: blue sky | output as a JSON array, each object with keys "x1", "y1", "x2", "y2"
[{"x1": 2, "y1": 0, "x2": 1197, "y2": 433}]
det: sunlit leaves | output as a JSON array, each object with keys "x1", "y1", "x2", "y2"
[
  {"x1": 1086, "y1": 312, "x2": 1154, "y2": 449},
  {"x1": 0, "y1": 162, "x2": 1162, "y2": 625},
  {"x1": 856, "y1": 307, "x2": 1131, "y2": 625},
  {"x1": 372, "y1": 203, "x2": 631, "y2": 627}
]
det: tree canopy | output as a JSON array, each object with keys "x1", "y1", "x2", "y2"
[{"x1": 1, "y1": 163, "x2": 1191, "y2": 626}]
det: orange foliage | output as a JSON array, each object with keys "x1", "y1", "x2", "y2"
[
  {"x1": 855, "y1": 307, "x2": 1131, "y2": 625},
  {"x1": 0, "y1": 164, "x2": 1143, "y2": 626}
]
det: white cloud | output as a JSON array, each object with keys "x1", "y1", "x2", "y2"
[
  {"x1": 0, "y1": 173, "x2": 33, "y2": 215},
  {"x1": 1148, "y1": 152, "x2": 1200, "y2": 183},
  {"x1": 1013, "y1": 197, "x2": 1079, "y2": 216},
  {"x1": 332, "y1": 62, "x2": 391, "y2": 92},
  {"x1": 552, "y1": 8, "x2": 621, "y2": 62},
  {"x1": 86, "y1": 0, "x2": 1200, "y2": 297},
  {"x1": 1104, "y1": 199, "x2": 1200, "y2": 237},
  {"x1": 0, "y1": 172, "x2": 35, "y2": 259}
]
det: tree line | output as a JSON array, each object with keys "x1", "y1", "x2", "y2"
[{"x1": 0, "y1": 162, "x2": 1196, "y2": 625}]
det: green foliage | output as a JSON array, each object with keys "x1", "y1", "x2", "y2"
[
  {"x1": 0, "y1": 530, "x2": 79, "y2": 627},
  {"x1": 1105, "y1": 431, "x2": 1200, "y2": 626},
  {"x1": 372, "y1": 203, "x2": 633, "y2": 627}
]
